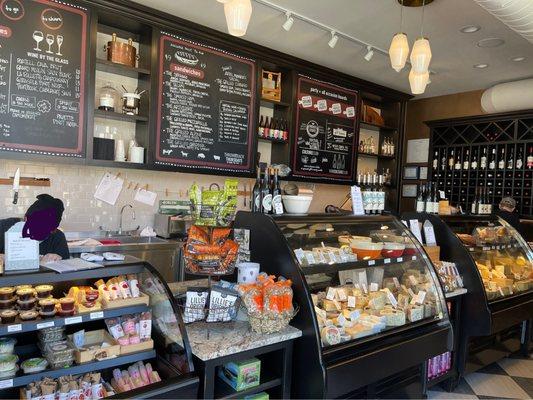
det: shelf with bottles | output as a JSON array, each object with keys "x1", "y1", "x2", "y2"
[
  {"x1": 358, "y1": 135, "x2": 396, "y2": 158},
  {"x1": 250, "y1": 163, "x2": 285, "y2": 215},
  {"x1": 257, "y1": 115, "x2": 290, "y2": 143}
]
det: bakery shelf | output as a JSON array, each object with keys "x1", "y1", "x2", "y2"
[
  {"x1": 358, "y1": 152, "x2": 396, "y2": 160},
  {"x1": 0, "y1": 260, "x2": 144, "y2": 286},
  {"x1": 0, "y1": 304, "x2": 150, "y2": 336},
  {"x1": 299, "y1": 255, "x2": 419, "y2": 276},
  {"x1": 95, "y1": 58, "x2": 151, "y2": 78},
  {"x1": 214, "y1": 369, "x2": 281, "y2": 399},
  {"x1": 4, "y1": 349, "x2": 156, "y2": 388},
  {"x1": 94, "y1": 109, "x2": 148, "y2": 122}
]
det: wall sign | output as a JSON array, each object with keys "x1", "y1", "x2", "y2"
[
  {"x1": 292, "y1": 75, "x2": 358, "y2": 182},
  {"x1": 0, "y1": 0, "x2": 88, "y2": 157},
  {"x1": 156, "y1": 32, "x2": 256, "y2": 174}
]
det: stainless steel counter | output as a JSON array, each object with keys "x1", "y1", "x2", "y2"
[{"x1": 66, "y1": 231, "x2": 184, "y2": 282}]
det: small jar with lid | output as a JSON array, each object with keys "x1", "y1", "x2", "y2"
[{"x1": 98, "y1": 82, "x2": 119, "y2": 112}]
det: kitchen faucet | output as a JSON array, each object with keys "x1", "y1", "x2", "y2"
[{"x1": 118, "y1": 204, "x2": 136, "y2": 235}]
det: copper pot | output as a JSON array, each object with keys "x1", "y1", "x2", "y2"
[{"x1": 105, "y1": 33, "x2": 138, "y2": 67}]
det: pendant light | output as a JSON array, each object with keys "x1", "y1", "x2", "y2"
[
  {"x1": 218, "y1": 0, "x2": 252, "y2": 37},
  {"x1": 389, "y1": 0, "x2": 409, "y2": 72},
  {"x1": 410, "y1": 0, "x2": 432, "y2": 74},
  {"x1": 409, "y1": 69, "x2": 429, "y2": 94}
]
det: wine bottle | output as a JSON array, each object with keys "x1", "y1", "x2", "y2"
[
  {"x1": 507, "y1": 147, "x2": 514, "y2": 169},
  {"x1": 263, "y1": 116, "x2": 270, "y2": 138},
  {"x1": 480, "y1": 147, "x2": 488, "y2": 169},
  {"x1": 424, "y1": 183, "x2": 432, "y2": 213},
  {"x1": 271, "y1": 168, "x2": 283, "y2": 215},
  {"x1": 363, "y1": 174, "x2": 371, "y2": 215},
  {"x1": 416, "y1": 184, "x2": 425, "y2": 213},
  {"x1": 378, "y1": 174, "x2": 385, "y2": 214},
  {"x1": 516, "y1": 146, "x2": 523, "y2": 169},
  {"x1": 441, "y1": 152, "x2": 446, "y2": 171},
  {"x1": 489, "y1": 148, "x2": 496, "y2": 170},
  {"x1": 471, "y1": 187, "x2": 478, "y2": 215},
  {"x1": 432, "y1": 150, "x2": 439, "y2": 170},
  {"x1": 252, "y1": 166, "x2": 261, "y2": 212},
  {"x1": 463, "y1": 149, "x2": 470, "y2": 170},
  {"x1": 261, "y1": 167, "x2": 272, "y2": 213},
  {"x1": 454, "y1": 150, "x2": 462, "y2": 170},
  {"x1": 471, "y1": 148, "x2": 478, "y2": 170},
  {"x1": 498, "y1": 148, "x2": 505, "y2": 170},
  {"x1": 527, "y1": 146, "x2": 533, "y2": 169},
  {"x1": 258, "y1": 115, "x2": 264, "y2": 137},
  {"x1": 448, "y1": 150, "x2": 455, "y2": 170}
]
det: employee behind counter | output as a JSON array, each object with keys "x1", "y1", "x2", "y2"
[{"x1": 0, "y1": 194, "x2": 70, "y2": 263}]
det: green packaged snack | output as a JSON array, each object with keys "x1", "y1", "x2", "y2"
[{"x1": 200, "y1": 189, "x2": 223, "y2": 226}]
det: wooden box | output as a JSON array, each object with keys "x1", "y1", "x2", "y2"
[
  {"x1": 362, "y1": 105, "x2": 384, "y2": 126},
  {"x1": 101, "y1": 292, "x2": 150, "y2": 309},
  {"x1": 70, "y1": 329, "x2": 120, "y2": 364},
  {"x1": 423, "y1": 245, "x2": 440, "y2": 263},
  {"x1": 120, "y1": 339, "x2": 154, "y2": 355},
  {"x1": 261, "y1": 70, "x2": 281, "y2": 102}
]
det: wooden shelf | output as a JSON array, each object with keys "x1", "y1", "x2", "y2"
[
  {"x1": 358, "y1": 152, "x2": 396, "y2": 159},
  {"x1": 96, "y1": 58, "x2": 150, "y2": 78},
  {"x1": 258, "y1": 136, "x2": 288, "y2": 144},
  {"x1": 88, "y1": 159, "x2": 150, "y2": 170},
  {"x1": 360, "y1": 121, "x2": 397, "y2": 131},
  {"x1": 94, "y1": 109, "x2": 148, "y2": 122},
  {"x1": 260, "y1": 98, "x2": 290, "y2": 107}
]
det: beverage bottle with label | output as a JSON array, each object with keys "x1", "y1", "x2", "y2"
[
  {"x1": 471, "y1": 148, "x2": 478, "y2": 170},
  {"x1": 454, "y1": 150, "x2": 462, "y2": 170},
  {"x1": 498, "y1": 147, "x2": 505, "y2": 170},
  {"x1": 516, "y1": 146, "x2": 523, "y2": 169},
  {"x1": 424, "y1": 183, "x2": 431, "y2": 213},
  {"x1": 258, "y1": 115, "x2": 264, "y2": 138},
  {"x1": 471, "y1": 187, "x2": 478, "y2": 215},
  {"x1": 263, "y1": 117, "x2": 270, "y2": 138},
  {"x1": 488, "y1": 148, "x2": 496, "y2": 170},
  {"x1": 261, "y1": 167, "x2": 272, "y2": 213},
  {"x1": 432, "y1": 150, "x2": 439, "y2": 170},
  {"x1": 363, "y1": 174, "x2": 371, "y2": 215},
  {"x1": 371, "y1": 174, "x2": 378, "y2": 214},
  {"x1": 528, "y1": 146, "x2": 533, "y2": 169},
  {"x1": 378, "y1": 174, "x2": 386, "y2": 214},
  {"x1": 480, "y1": 147, "x2": 488, "y2": 169},
  {"x1": 448, "y1": 150, "x2": 455, "y2": 170},
  {"x1": 252, "y1": 166, "x2": 261, "y2": 212},
  {"x1": 507, "y1": 147, "x2": 514, "y2": 169},
  {"x1": 416, "y1": 184, "x2": 425, "y2": 213},
  {"x1": 271, "y1": 168, "x2": 283, "y2": 215},
  {"x1": 463, "y1": 149, "x2": 470, "y2": 170}
]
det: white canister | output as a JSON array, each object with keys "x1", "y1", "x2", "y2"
[
  {"x1": 129, "y1": 146, "x2": 144, "y2": 163},
  {"x1": 237, "y1": 262, "x2": 260, "y2": 284},
  {"x1": 115, "y1": 139, "x2": 125, "y2": 162}
]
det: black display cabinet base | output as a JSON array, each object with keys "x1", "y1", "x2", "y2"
[{"x1": 193, "y1": 338, "x2": 294, "y2": 399}]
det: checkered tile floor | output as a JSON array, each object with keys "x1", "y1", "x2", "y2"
[{"x1": 428, "y1": 355, "x2": 533, "y2": 399}]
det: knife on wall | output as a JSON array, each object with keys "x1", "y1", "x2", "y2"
[{"x1": 12, "y1": 168, "x2": 20, "y2": 205}]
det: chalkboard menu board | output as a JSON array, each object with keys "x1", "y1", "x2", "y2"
[
  {"x1": 292, "y1": 76, "x2": 358, "y2": 182},
  {"x1": 0, "y1": 0, "x2": 88, "y2": 157},
  {"x1": 156, "y1": 32, "x2": 256, "y2": 173}
]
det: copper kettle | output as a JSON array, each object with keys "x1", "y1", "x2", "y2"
[{"x1": 104, "y1": 33, "x2": 138, "y2": 67}]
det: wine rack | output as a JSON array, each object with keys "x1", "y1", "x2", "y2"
[{"x1": 427, "y1": 111, "x2": 533, "y2": 216}]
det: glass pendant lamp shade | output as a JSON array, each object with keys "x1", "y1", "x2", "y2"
[
  {"x1": 410, "y1": 37, "x2": 432, "y2": 73},
  {"x1": 223, "y1": 0, "x2": 252, "y2": 37},
  {"x1": 389, "y1": 33, "x2": 409, "y2": 72},
  {"x1": 409, "y1": 68, "x2": 429, "y2": 94}
]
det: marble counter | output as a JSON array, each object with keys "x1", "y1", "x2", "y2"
[{"x1": 186, "y1": 321, "x2": 302, "y2": 361}]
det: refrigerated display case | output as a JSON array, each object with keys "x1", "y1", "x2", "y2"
[
  {"x1": 234, "y1": 212, "x2": 452, "y2": 398},
  {"x1": 0, "y1": 256, "x2": 198, "y2": 399},
  {"x1": 404, "y1": 213, "x2": 533, "y2": 380}
]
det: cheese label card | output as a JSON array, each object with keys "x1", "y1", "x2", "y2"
[
  {"x1": 333, "y1": 299, "x2": 342, "y2": 311},
  {"x1": 337, "y1": 288, "x2": 347, "y2": 301},
  {"x1": 294, "y1": 248, "x2": 305, "y2": 264},
  {"x1": 385, "y1": 289, "x2": 398, "y2": 307},
  {"x1": 326, "y1": 287, "x2": 336, "y2": 301},
  {"x1": 423, "y1": 220, "x2": 437, "y2": 246},
  {"x1": 409, "y1": 219, "x2": 423, "y2": 244},
  {"x1": 369, "y1": 282, "x2": 379, "y2": 292},
  {"x1": 305, "y1": 252, "x2": 316, "y2": 265},
  {"x1": 337, "y1": 313, "x2": 347, "y2": 326},
  {"x1": 417, "y1": 290, "x2": 427, "y2": 304},
  {"x1": 350, "y1": 310, "x2": 361, "y2": 321},
  {"x1": 328, "y1": 251, "x2": 339, "y2": 264},
  {"x1": 393, "y1": 277, "x2": 400, "y2": 288},
  {"x1": 347, "y1": 296, "x2": 356, "y2": 308},
  {"x1": 362, "y1": 283, "x2": 368, "y2": 294},
  {"x1": 407, "y1": 288, "x2": 415, "y2": 297},
  {"x1": 315, "y1": 306, "x2": 327, "y2": 320},
  {"x1": 409, "y1": 275, "x2": 419, "y2": 286}
]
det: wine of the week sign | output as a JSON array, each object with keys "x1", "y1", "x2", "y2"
[
  {"x1": 156, "y1": 32, "x2": 256, "y2": 174},
  {"x1": 0, "y1": 0, "x2": 87, "y2": 157},
  {"x1": 292, "y1": 76, "x2": 358, "y2": 182}
]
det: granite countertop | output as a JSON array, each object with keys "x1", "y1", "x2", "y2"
[{"x1": 186, "y1": 321, "x2": 302, "y2": 361}]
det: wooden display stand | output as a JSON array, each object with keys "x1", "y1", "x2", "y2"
[{"x1": 261, "y1": 70, "x2": 281, "y2": 102}]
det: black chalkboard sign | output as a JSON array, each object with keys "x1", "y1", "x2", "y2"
[
  {"x1": 156, "y1": 32, "x2": 256, "y2": 173},
  {"x1": 0, "y1": 0, "x2": 87, "y2": 157},
  {"x1": 292, "y1": 76, "x2": 358, "y2": 182}
]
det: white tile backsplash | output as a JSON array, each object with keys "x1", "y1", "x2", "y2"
[{"x1": 0, "y1": 160, "x2": 350, "y2": 232}]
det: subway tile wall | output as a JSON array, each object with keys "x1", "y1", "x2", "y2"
[{"x1": 0, "y1": 160, "x2": 348, "y2": 233}]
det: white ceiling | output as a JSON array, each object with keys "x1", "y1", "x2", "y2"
[{"x1": 132, "y1": 0, "x2": 533, "y2": 98}]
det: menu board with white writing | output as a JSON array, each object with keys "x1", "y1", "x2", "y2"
[
  {"x1": 156, "y1": 32, "x2": 256, "y2": 173},
  {"x1": 0, "y1": 0, "x2": 87, "y2": 157},
  {"x1": 292, "y1": 76, "x2": 358, "y2": 182}
]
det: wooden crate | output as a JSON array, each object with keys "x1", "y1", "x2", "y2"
[
  {"x1": 120, "y1": 339, "x2": 154, "y2": 355},
  {"x1": 101, "y1": 292, "x2": 150, "y2": 309},
  {"x1": 261, "y1": 70, "x2": 281, "y2": 102},
  {"x1": 70, "y1": 329, "x2": 120, "y2": 364}
]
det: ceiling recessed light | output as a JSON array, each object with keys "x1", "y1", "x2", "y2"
[
  {"x1": 511, "y1": 56, "x2": 526, "y2": 62},
  {"x1": 474, "y1": 63, "x2": 489, "y2": 69},
  {"x1": 460, "y1": 25, "x2": 480, "y2": 33},
  {"x1": 477, "y1": 37, "x2": 505, "y2": 48}
]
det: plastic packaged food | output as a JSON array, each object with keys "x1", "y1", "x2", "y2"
[
  {"x1": 44, "y1": 341, "x2": 75, "y2": 369},
  {"x1": 38, "y1": 326, "x2": 65, "y2": 343},
  {"x1": 183, "y1": 288, "x2": 208, "y2": 323},
  {"x1": 21, "y1": 357, "x2": 48, "y2": 373},
  {"x1": 0, "y1": 354, "x2": 18, "y2": 372},
  {"x1": 16, "y1": 288, "x2": 35, "y2": 301},
  {"x1": 17, "y1": 298, "x2": 37, "y2": 310},
  {"x1": 0, "y1": 310, "x2": 18, "y2": 323},
  {"x1": 0, "y1": 287, "x2": 15, "y2": 300},
  {"x1": 0, "y1": 338, "x2": 16, "y2": 355},
  {"x1": 19, "y1": 310, "x2": 39, "y2": 321},
  {"x1": 34, "y1": 285, "x2": 53, "y2": 299}
]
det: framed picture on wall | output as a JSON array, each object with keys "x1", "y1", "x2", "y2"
[
  {"x1": 419, "y1": 166, "x2": 428, "y2": 180},
  {"x1": 403, "y1": 166, "x2": 419, "y2": 180},
  {"x1": 402, "y1": 184, "x2": 418, "y2": 198}
]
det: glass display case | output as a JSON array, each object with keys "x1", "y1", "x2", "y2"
[{"x1": 235, "y1": 212, "x2": 452, "y2": 399}]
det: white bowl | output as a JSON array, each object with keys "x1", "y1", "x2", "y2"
[{"x1": 282, "y1": 195, "x2": 313, "y2": 214}]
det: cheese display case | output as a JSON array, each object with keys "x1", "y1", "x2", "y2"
[
  {"x1": 234, "y1": 212, "x2": 452, "y2": 398},
  {"x1": 404, "y1": 213, "x2": 533, "y2": 381}
]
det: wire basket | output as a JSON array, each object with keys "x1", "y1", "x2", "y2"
[
  {"x1": 189, "y1": 203, "x2": 237, "y2": 227},
  {"x1": 184, "y1": 255, "x2": 237, "y2": 276},
  {"x1": 176, "y1": 295, "x2": 241, "y2": 324},
  {"x1": 247, "y1": 303, "x2": 299, "y2": 334}
]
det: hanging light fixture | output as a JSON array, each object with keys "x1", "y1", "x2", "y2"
[
  {"x1": 410, "y1": 0, "x2": 432, "y2": 74},
  {"x1": 282, "y1": 12, "x2": 294, "y2": 31},
  {"x1": 328, "y1": 31, "x2": 339, "y2": 48},
  {"x1": 219, "y1": 0, "x2": 252, "y2": 37},
  {"x1": 389, "y1": 0, "x2": 409, "y2": 72},
  {"x1": 409, "y1": 69, "x2": 429, "y2": 94}
]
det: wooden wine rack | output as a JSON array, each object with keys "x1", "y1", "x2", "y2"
[{"x1": 426, "y1": 110, "x2": 533, "y2": 216}]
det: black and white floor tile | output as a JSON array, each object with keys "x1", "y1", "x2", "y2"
[{"x1": 428, "y1": 355, "x2": 533, "y2": 399}]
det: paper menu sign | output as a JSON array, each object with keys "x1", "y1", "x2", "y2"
[
  {"x1": 423, "y1": 220, "x2": 437, "y2": 246},
  {"x1": 4, "y1": 222, "x2": 39, "y2": 271},
  {"x1": 409, "y1": 219, "x2": 424, "y2": 244},
  {"x1": 351, "y1": 186, "x2": 365, "y2": 216},
  {"x1": 134, "y1": 188, "x2": 157, "y2": 206},
  {"x1": 94, "y1": 172, "x2": 124, "y2": 206}
]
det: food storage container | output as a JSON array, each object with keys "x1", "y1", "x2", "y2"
[
  {"x1": 0, "y1": 287, "x2": 15, "y2": 300},
  {"x1": 0, "y1": 354, "x2": 18, "y2": 374},
  {"x1": 282, "y1": 195, "x2": 313, "y2": 214},
  {"x1": 35, "y1": 285, "x2": 53, "y2": 299},
  {"x1": 38, "y1": 326, "x2": 65, "y2": 343},
  {"x1": 105, "y1": 33, "x2": 137, "y2": 67},
  {"x1": 349, "y1": 241, "x2": 383, "y2": 260},
  {"x1": 0, "y1": 310, "x2": 17, "y2": 323},
  {"x1": 0, "y1": 338, "x2": 16, "y2": 355},
  {"x1": 381, "y1": 242, "x2": 405, "y2": 258},
  {"x1": 21, "y1": 358, "x2": 48, "y2": 374},
  {"x1": 44, "y1": 341, "x2": 75, "y2": 369}
]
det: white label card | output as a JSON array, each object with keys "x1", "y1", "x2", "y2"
[
  {"x1": 439, "y1": 190, "x2": 445, "y2": 200},
  {"x1": 315, "y1": 307, "x2": 327, "y2": 320},
  {"x1": 333, "y1": 299, "x2": 342, "y2": 311},
  {"x1": 423, "y1": 220, "x2": 437, "y2": 246},
  {"x1": 409, "y1": 275, "x2": 419, "y2": 286},
  {"x1": 305, "y1": 252, "x2": 316, "y2": 265},
  {"x1": 370, "y1": 283, "x2": 379, "y2": 292},
  {"x1": 0, "y1": 379, "x2": 13, "y2": 389},
  {"x1": 65, "y1": 316, "x2": 83, "y2": 325},
  {"x1": 393, "y1": 277, "x2": 400, "y2": 288},
  {"x1": 347, "y1": 296, "x2": 356, "y2": 308},
  {"x1": 368, "y1": 260, "x2": 375, "y2": 266},
  {"x1": 326, "y1": 287, "x2": 336, "y2": 301},
  {"x1": 409, "y1": 219, "x2": 424, "y2": 244},
  {"x1": 417, "y1": 290, "x2": 427, "y2": 304},
  {"x1": 7, "y1": 324, "x2": 21, "y2": 333},
  {"x1": 90, "y1": 311, "x2": 104, "y2": 320},
  {"x1": 362, "y1": 283, "x2": 368, "y2": 294},
  {"x1": 385, "y1": 290, "x2": 398, "y2": 307},
  {"x1": 37, "y1": 321, "x2": 54, "y2": 330},
  {"x1": 337, "y1": 289, "x2": 347, "y2": 301},
  {"x1": 384, "y1": 258, "x2": 391, "y2": 264},
  {"x1": 397, "y1": 257, "x2": 404, "y2": 262},
  {"x1": 351, "y1": 186, "x2": 365, "y2": 216}
]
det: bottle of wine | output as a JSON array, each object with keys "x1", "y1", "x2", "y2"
[
  {"x1": 425, "y1": 183, "x2": 432, "y2": 213},
  {"x1": 454, "y1": 150, "x2": 462, "y2": 170},
  {"x1": 430, "y1": 183, "x2": 438, "y2": 214},
  {"x1": 378, "y1": 174, "x2": 385, "y2": 214},
  {"x1": 471, "y1": 187, "x2": 478, "y2": 215},
  {"x1": 363, "y1": 174, "x2": 371, "y2": 215},
  {"x1": 252, "y1": 166, "x2": 262, "y2": 212},
  {"x1": 258, "y1": 115, "x2": 264, "y2": 138},
  {"x1": 489, "y1": 148, "x2": 496, "y2": 170},
  {"x1": 479, "y1": 187, "x2": 486, "y2": 214},
  {"x1": 527, "y1": 146, "x2": 533, "y2": 169},
  {"x1": 281, "y1": 119, "x2": 288, "y2": 141},
  {"x1": 507, "y1": 147, "x2": 514, "y2": 169},
  {"x1": 261, "y1": 167, "x2": 272, "y2": 213},
  {"x1": 471, "y1": 148, "x2": 478, "y2": 170},
  {"x1": 263, "y1": 116, "x2": 270, "y2": 138},
  {"x1": 416, "y1": 184, "x2": 425, "y2": 213},
  {"x1": 441, "y1": 152, "x2": 446, "y2": 171},
  {"x1": 432, "y1": 150, "x2": 439, "y2": 170},
  {"x1": 480, "y1": 147, "x2": 488, "y2": 169},
  {"x1": 271, "y1": 168, "x2": 283, "y2": 215},
  {"x1": 448, "y1": 150, "x2": 455, "y2": 170},
  {"x1": 498, "y1": 147, "x2": 505, "y2": 170},
  {"x1": 463, "y1": 149, "x2": 470, "y2": 170},
  {"x1": 516, "y1": 146, "x2": 523, "y2": 169}
]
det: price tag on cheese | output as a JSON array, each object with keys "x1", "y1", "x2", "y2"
[
  {"x1": 349, "y1": 309, "x2": 360, "y2": 321},
  {"x1": 333, "y1": 299, "x2": 342, "y2": 311},
  {"x1": 409, "y1": 275, "x2": 419, "y2": 286},
  {"x1": 417, "y1": 290, "x2": 427, "y2": 304},
  {"x1": 369, "y1": 283, "x2": 379, "y2": 292},
  {"x1": 316, "y1": 251, "x2": 327, "y2": 264},
  {"x1": 384, "y1": 288, "x2": 398, "y2": 307},
  {"x1": 90, "y1": 311, "x2": 104, "y2": 320},
  {"x1": 337, "y1": 288, "x2": 347, "y2": 301},
  {"x1": 326, "y1": 287, "x2": 336, "y2": 301},
  {"x1": 347, "y1": 296, "x2": 356, "y2": 308},
  {"x1": 361, "y1": 283, "x2": 368, "y2": 294},
  {"x1": 315, "y1": 306, "x2": 327, "y2": 320},
  {"x1": 337, "y1": 313, "x2": 347, "y2": 326},
  {"x1": 65, "y1": 316, "x2": 82, "y2": 325},
  {"x1": 393, "y1": 277, "x2": 400, "y2": 288},
  {"x1": 407, "y1": 288, "x2": 415, "y2": 297},
  {"x1": 294, "y1": 248, "x2": 305, "y2": 264},
  {"x1": 409, "y1": 219, "x2": 424, "y2": 244},
  {"x1": 328, "y1": 251, "x2": 339, "y2": 264},
  {"x1": 305, "y1": 252, "x2": 317, "y2": 265},
  {"x1": 7, "y1": 324, "x2": 21, "y2": 333}
]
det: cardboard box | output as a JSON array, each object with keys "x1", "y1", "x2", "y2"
[
  {"x1": 218, "y1": 358, "x2": 261, "y2": 392},
  {"x1": 70, "y1": 329, "x2": 120, "y2": 364},
  {"x1": 120, "y1": 339, "x2": 154, "y2": 355}
]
